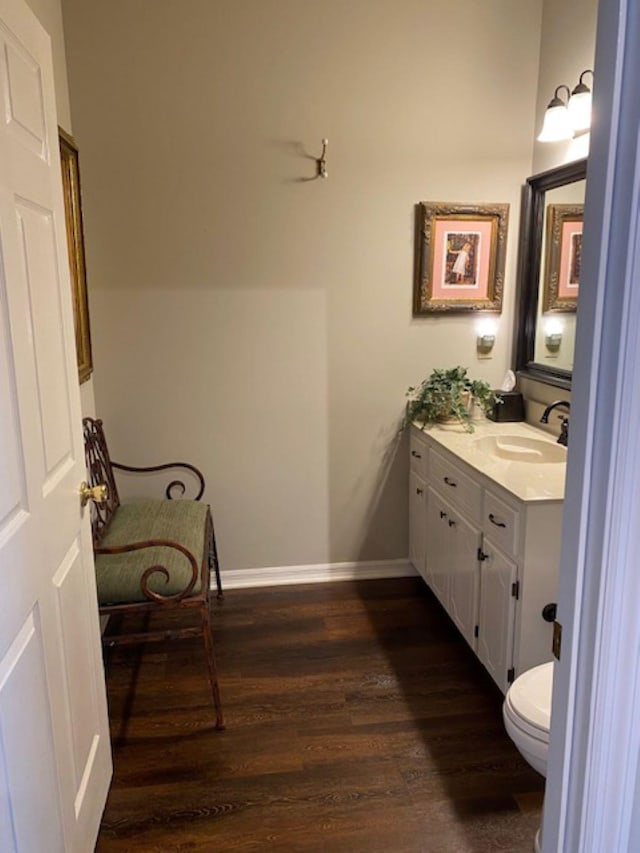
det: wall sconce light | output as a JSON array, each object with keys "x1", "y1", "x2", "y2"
[
  {"x1": 538, "y1": 85, "x2": 573, "y2": 142},
  {"x1": 544, "y1": 318, "x2": 564, "y2": 352},
  {"x1": 538, "y1": 69, "x2": 594, "y2": 143},
  {"x1": 567, "y1": 69, "x2": 594, "y2": 132},
  {"x1": 476, "y1": 318, "x2": 497, "y2": 356}
]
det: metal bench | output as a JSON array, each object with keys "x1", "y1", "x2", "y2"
[{"x1": 82, "y1": 417, "x2": 224, "y2": 730}]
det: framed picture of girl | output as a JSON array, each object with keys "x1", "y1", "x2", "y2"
[{"x1": 413, "y1": 201, "x2": 509, "y2": 314}]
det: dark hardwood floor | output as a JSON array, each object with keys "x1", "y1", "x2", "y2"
[{"x1": 97, "y1": 577, "x2": 543, "y2": 852}]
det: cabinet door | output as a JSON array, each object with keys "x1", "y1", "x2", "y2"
[
  {"x1": 448, "y1": 510, "x2": 482, "y2": 651},
  {"x1": 409, "y1": 472, "x2": 427, "y2": 580},
  {"x1": 477, "y1": 542, "x2": 517, "y2": 693},
  {"x1": 425, "y1": 487, "x2": 449, "y2": 608}
]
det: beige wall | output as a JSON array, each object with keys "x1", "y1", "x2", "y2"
[{"x1": 62, "y1": 0, "x2": 543, "y2": 571}]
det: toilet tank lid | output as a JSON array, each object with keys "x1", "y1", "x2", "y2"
[{"x1": 508, "y1": 661, "x2": 554, "y2": 731}]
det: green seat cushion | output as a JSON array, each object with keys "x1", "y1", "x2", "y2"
[{"x1": 95, "y1": 500, "x2": 209, "y2": 605}]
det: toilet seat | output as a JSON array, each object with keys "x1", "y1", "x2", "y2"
[
  {"x1": 503, "y1": 661, "x2": 553, "y2": 778},
  {"x1": 504, "y1": 661, "x2": 553, "y2": 742}
]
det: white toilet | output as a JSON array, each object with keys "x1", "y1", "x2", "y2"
[{"x1": 503, "y1": 661, "x2": 554, "y2": 852}]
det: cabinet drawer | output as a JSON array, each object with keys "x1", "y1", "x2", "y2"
[
  {"x1": 483, "y1": 492, "x2": 519, "y2": 557},
  {"x1": 430, "y1": 449, "x2": 481, "y2": 523},
  {"x1": 409, "y1": 429, "x2": 428, "y2": 479}
]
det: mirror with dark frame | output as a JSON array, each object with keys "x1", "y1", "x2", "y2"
[{"x1": 514, "y1": 158, "x2": 587, "y2": 390}]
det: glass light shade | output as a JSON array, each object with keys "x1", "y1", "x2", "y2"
[
  {"x1": 476, "y1": 318, "x2": 498, "y2": 337},
  {"x1": 544, "y1": 317, "x2": 564, "y2": 336},
  {"x1": 568, "y1": 90, "x2": 592, "y2": 131},
  {"x1": 538, "y1": 104, "x2": 574, "y2": 142}
]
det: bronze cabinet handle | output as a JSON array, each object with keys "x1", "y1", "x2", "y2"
[
  {"x1": 489, "y1": 513, "x2": 506, "y2": 528},
  {"x1": 411, "y1": 450, "x2": 422, "y2": 458},
  {"x1": 444, "y1": 476, "x2": 457, "y2": 487}
]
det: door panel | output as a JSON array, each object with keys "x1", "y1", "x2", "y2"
[
  {"x1": 52, "y1": 539, "x2": 101, "y2": 794},
  {"x1": 0, "y1": 610, "x2": 65, "y2": 852},
  {"x1": 2, "y1": 29, "x2": 47, "y2": 157},
  {"x1": 409, "y1": 471, "x2": 426, "y2": 579},
  {"x1": 448, "y1": 511, "x2": 481, "y2": 650},
  {"x1": 0, "y1": 255, "x2": 26, "y2": 528},
  {"x1": 425, "y1": 487, "x2": 449, "y2": 607},
  {"x1": 477, "y1": 542, "x2": 517, "y2": 692},
  {"x1": 16, "y1": 199, "x2": 72, "y2": 475}
]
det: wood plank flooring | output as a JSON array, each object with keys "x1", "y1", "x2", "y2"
[{"x1": 97, "y1": 577, "x2": 544, "y2": 852}]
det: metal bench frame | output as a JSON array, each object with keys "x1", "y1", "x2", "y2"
[{"x1": 83, "y1": 417, "x2": 224, "y2": 730}]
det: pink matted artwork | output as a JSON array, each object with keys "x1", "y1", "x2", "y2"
[
  {"x1": 431, "y1": 220, "x2": 494, "y2": 299},
  {"x1": 542, "y1": 203, "x2": 583, "y2": 312},
  {"x1": 558, "y1": 220, "x2": 583, "y2": 299}
]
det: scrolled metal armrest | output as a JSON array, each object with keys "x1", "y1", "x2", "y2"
[
  {"x1": 110, "y1": 461, "x2": 205, "y2": 500},
  {"x1": 95, "y1": 538, "x2": 199, "y2": 602}
]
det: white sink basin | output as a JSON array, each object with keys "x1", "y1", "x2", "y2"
[{"x1": 473, "y1": 434, "x2": 566, "y2": 464}]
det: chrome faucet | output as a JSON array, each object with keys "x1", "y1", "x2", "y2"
[{"x1": 540, "y1": 400, "x2": 570, "y2": 447}]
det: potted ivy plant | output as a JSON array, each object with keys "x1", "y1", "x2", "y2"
[{"x1": 404, "y1": 366, "x2": 499, "y2": 433}]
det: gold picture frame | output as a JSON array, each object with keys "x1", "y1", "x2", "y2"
[
  {"x1": 413, "y1": 201, "x2": 509, "y2": 314},
  {"x1": 59, "y1": 128, "x2": 93, "y2": 383},
  {"x1": 542, "y1": 203, "x2": 583, "y2": 313}
]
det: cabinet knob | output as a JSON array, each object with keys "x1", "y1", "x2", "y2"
[
  {"x1": 411, "y1": 450, "x2": 422, "y2": 458},
  {"x1": 416, "y1": 487, "x2": 424, "y2": 495},
  {"x1": 443, "y1": 476, "x2": 457, "y2": 488},
  {"x1": 488, "y1": 513, "x2": 507, "y2": 529},
  {"x1": 439, "y1": 510, "x2": 447, "y2": 519},
  {"x1": 448, "y1": 519, "x2": 456, "y2": 528}
]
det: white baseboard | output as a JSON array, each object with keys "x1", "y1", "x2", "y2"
[{"x1": 218, "y1": 558, "x2": 416, "y2": 590}]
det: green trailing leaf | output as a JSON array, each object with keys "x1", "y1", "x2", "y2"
[{"x1": 403, "y1": 366, "x2": 500, "y2": 433}]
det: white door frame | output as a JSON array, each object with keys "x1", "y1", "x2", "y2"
[{"x1": 543, "y1": 0, "x2": 640, "y2": 849}]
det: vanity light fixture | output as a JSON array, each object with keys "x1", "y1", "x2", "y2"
[
  {"x1": 476, "y1": 318, "x2": 497, "y2": 356},
  {"x1": 567, "y1": 69, "x2": 594, "y2": 132},
  {"x1": 544, "y1": 317, "x2": 564, "y2": 353},
  {"x1": 537, "y1": 85, "x2": 574, "y2": 142},
  {"x1": 538, "y1": 70, "x2": 594, "y2": 143}
]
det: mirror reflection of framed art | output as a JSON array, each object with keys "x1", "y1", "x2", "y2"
[{"x1": 542, "y1": 203, "x2": 583, "y2": 312}]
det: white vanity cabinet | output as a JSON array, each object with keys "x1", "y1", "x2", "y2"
[
  {"x1": 408, "y1": 430, "x2": 428, "y2": 581},
  {"x1": 409, "y1": 424, "x2": 564, "y2": 694},
  {"x1": 425, "y1": 486, "x2": 481, "y2": 650}
]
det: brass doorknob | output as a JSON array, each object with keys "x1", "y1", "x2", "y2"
[{"x1": 80, "y1": 481, "x2": 108, "y2": 507}]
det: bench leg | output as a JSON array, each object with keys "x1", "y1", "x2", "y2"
[
  {"x1": 201, "y1": 605, "x2": 225, "y2": 730},
  {"x1": 209, "y1": 513, "x2": 224, "y2": 599}
]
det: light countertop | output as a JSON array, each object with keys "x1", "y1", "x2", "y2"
[{"x1": 412, "y1": 419, "x2": 566, "y2": 503}]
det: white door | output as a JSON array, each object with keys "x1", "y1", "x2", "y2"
[
  {"x1": 477, "y1": 540, "x2": 516, "y2": 693},
  {"x1": 0, "y1": 1, "x2": 111, "y2": 851}
]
